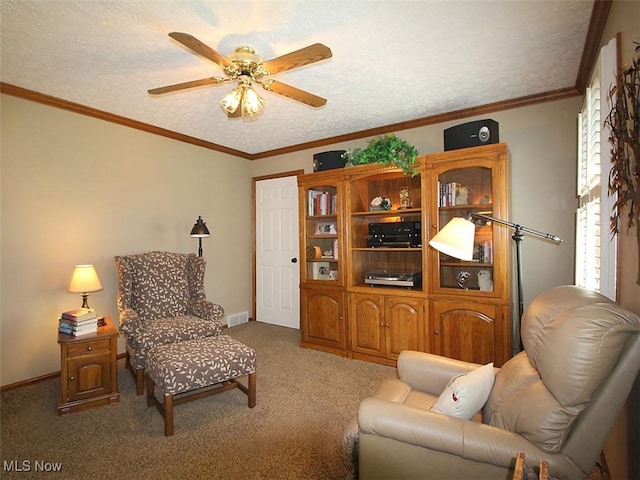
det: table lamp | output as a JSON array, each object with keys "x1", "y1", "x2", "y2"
[{"x1": 68, "y1": 264, "x2": 103, "y2": 309}]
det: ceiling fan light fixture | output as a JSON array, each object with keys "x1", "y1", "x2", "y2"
[
  {"x1": 220, "y1": 85, "x2": 243, "y2": 113},
  {"x1": 151, "y1": 34, "x2": 332, "y2": 120},
  {"x1": 228, "y1": 46, "x2": 263, "y2": 68},
  {"x1": 241, "y1": 86, "x2": 265, "y2": 117}
]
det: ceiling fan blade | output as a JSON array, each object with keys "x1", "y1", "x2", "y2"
[
  {"x1": 168, "y1": 32, "x2": 235, "y2": 69},
  {"x1": 262, "y1": 80, "x2": 327, "y2": 108},
  {"x1": 148, "y1": 77, "x2": 227, "y2": 95},
  {"x1": 262, "y1": 43, "x2": 332, "y2": 76}
]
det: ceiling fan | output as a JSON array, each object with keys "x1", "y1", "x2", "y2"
[{"x1": 148, "y1": 32, "x2": 332, "y2": 118}]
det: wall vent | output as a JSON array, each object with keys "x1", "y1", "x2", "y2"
[{"x1": 227, "y1": 311, "x2": 249, "y2": 328}]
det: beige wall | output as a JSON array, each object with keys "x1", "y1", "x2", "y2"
[{"x1": 1, "y1": 95, "x2": 253, "y2": 386}]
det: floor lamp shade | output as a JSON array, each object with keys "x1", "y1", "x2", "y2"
[
  {"x1": 428, "y1": 217, "x2": 476, "y2": 260},
  {"x1": 68, "y1": 264, "x2": 103, "y2": 309},
  {"x1": 190, "y1": 216, "x2": 210, "y2": 257},
  {"x1": 190, "y1": 216, "x2": 210, "y2": 237}
]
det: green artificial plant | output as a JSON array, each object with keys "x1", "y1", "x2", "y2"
[{"x1": 343, "y1": 134, "x2": 419, "y2": 176}]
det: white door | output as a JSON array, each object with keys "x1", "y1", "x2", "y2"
[{"x1": 256, "y1": 176, "x2": 300, "y2": 329}]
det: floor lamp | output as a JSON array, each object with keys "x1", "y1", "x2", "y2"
[
  {"x1": 429, "y1": 211, "x2": 562, "y2": 358},
  {"x1": 190, "y1": 216, "x2": 210, "y2": 257}
]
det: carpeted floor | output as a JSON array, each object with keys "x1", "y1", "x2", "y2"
[
  {"x1": 1, "y1": 322, "x2": 395, "y2": 479},
  {"x1": 1, "y1": 321, "x2": 609, "y2": 480}
]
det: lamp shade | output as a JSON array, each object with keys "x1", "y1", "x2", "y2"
[
  {"x1": 220, "y1": 85, "x2": 243, "y2": 114},
  {"x1": 428, "y1": 217, "x2": 476, "y2": 261},
  {"x1": 241, "y1": 86, "x2": 265, "y2": 117},
  {"x1": 68, "y1": 265, "x2": 103, "y2": 293},
  {"x1": 190, "y1": 216, "x2": 210, "y2": 238}
]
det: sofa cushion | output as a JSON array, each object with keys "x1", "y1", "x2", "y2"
[
  {"x1": 126, "y1": 251, "x2": 190, "y2": 321},
  {"x1": 136, "y1": 315, "x2": 223, "y2": 353},
  {"x1": 145, "y1": 334, "x2": 256, "y2": 396},
  {"x1": 431, "y1": 362, "x2": 494, "y2": 420},
  {"x1": 484, "y1": 353, "x2": 566, "y2": 452},
  {"x1": 485, "y1": 285, "x2": 640, "y2": 453}
]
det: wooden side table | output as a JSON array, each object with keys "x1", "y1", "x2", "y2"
[{"x1": 58, "y1": 316, "x2": 119, "y2": 415}]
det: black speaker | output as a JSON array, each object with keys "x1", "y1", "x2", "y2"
[
  {"x1": 443, "y1": 119, "x2": 499, "y2": 151},
  {"x1": 313, "y1": 150, "x2": 346, "y2": 172}
]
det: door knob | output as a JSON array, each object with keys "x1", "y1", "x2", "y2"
[{"x1": 291, "y1": 258, "x2": 297, "y2": 263}]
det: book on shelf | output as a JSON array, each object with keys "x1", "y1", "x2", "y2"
[
  {"x1": 473, "y1": 240, "x2": 493, "y2": 263},
  {"x1": 437, "y1": 181, "x2": 469, "y2": 207},
  {"x1": 307, "y1": 190, "x2": 337, "y2": 216},
  {"x1": 482, "y1": 240, "x2": 493, "y2": 263},
  {"x1": 61, "y1": 308, "x2": 97, "y2": 322}
]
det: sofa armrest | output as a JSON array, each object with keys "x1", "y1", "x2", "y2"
[
  {"x1": 358, "y1": 397, "x2": 543, "y2": 469},
  {"x1": 397, "y1": 351, "x2": 482, "y2": 393},
  {"x1": 191, "y1": 299, "x2": 225, "y2": 324}
]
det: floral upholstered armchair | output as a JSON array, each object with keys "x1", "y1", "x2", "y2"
[{"x1": 115, "y1": 251, "x2": 224, "y2": 395}]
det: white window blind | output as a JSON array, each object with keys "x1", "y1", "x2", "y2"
[{"x1": 575, "y1": 36, "x2": 617, "y2": 300}]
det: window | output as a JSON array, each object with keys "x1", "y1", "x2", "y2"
[{"x1": 576, "y1": 36, "x2": 618, "y2": 300}]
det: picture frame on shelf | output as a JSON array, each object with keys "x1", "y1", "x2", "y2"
[
  {"x1": 312, "y1": 262, "x2": 331, "y2": 280},
  {"x1": 315, "y1": 222, "x2": 337, "y2": 235}
]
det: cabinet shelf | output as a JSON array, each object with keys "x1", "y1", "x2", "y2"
[
  {"x1": 439, "y1": 204, "x2": 493, "y2": 213},
  {"x1": 440, "y1": 260, "x2": 492, "y2": 267},
  {"x1": 352, "y1": 283, "x2": 423, "y2": 292},
  {"x1": 352, "y1": 247, "x2": 422, "y2": 252},
  {"x1": 350, "y1": 208, "x2": 422, "y2": 217},
  {"x1": 308, "y1": 234, "x2": 338, "y2": 239}
]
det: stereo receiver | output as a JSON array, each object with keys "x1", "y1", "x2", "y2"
[{"x1": 367, "y1": 221, "x2": 421, "y2": 248}]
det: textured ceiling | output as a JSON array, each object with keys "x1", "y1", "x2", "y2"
[{"x1": 0, "y1": 1, "x2": 594, "y2": 157}]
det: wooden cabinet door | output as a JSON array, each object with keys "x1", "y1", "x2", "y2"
[
  {"x1": 301, "y1": 287, "x2": 345, "y2": 350},
  {"x1": 67, "y1": 353, "x2": 111, "y2": 401},
  {"x1": 431, "y1": 300, "x2": 502, "y2": 365},
  {"x1": 385, "y1": 297, "x2": 424, "y2": 360},
  {"x1": 349, "y1": 293, "x2": 384, "y2": 358}
]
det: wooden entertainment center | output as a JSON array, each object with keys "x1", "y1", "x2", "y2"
[{"x1": 298, "y1": 143, "x2": 510, "y2": 367}]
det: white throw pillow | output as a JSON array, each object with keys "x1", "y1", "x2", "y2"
[{"x1": 431, "y1": 363, "x2": 495, "y2": 420}]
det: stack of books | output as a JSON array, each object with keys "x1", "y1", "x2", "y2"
[{"x1": 59, "y1": 308, "x2": 99, "y2": 336}]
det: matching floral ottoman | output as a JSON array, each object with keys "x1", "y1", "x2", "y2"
[{"x1": 145, "y1": 334, "x2": 257, "y2": 436}]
